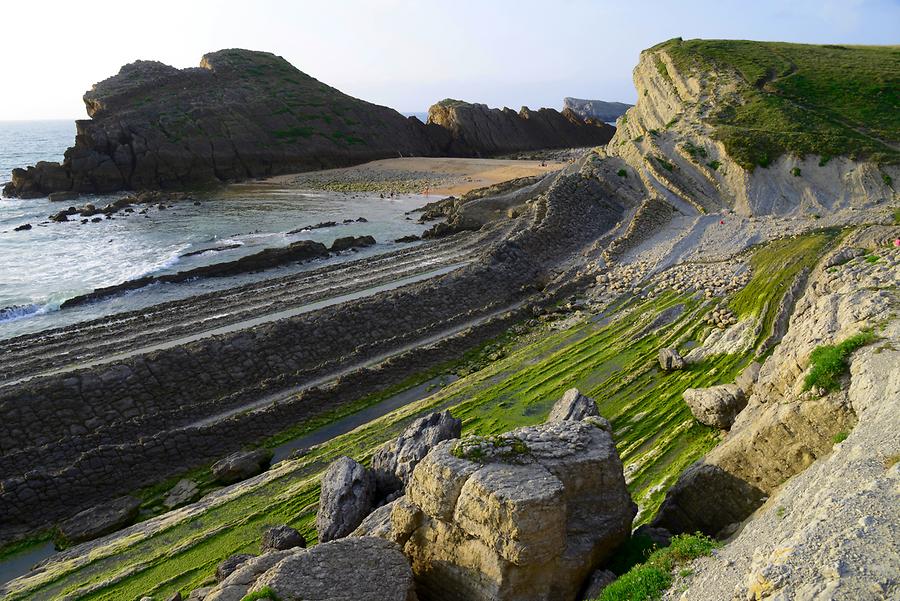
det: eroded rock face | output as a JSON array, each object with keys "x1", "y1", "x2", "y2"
[
  {"x1": 390, "y1": 419, "x2": 635, "y2": 601},
  {"x1": 563, "y1": 97, "x2": 633, "y2": 123},
  {"x1": 371, "y1": 411, "x2": 462, "y2": 497},
  {"x1": 546, "y1": 388, "x2": 601, "y2": 422},
  {"x1": 316, "y1": 456, "x2": 375, "y2": 542},
  {"x1": 683, "y1": 384, "x2": 746, "y2": 429}
]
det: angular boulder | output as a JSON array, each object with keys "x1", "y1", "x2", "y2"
[
  {"x1": 683, "y1": 384, "x2": 746, "y2": 429},
  {"x1": 316, "y1": 456, "x2": 376, "y2": 542},
  {"x1": 371, "y1": 410, "x2": 462, "y2": 496},
  {"x1": 658, "y1": 347, "x2": 685, "y2": 371},
  {"x1": 211, "y1": 449, "x2": 272, "y2": 484},
  {"x1": 393, "y1": 419, "x2": 635, "y2": 601},
  {"x1": 215, "y1": 554, "x2": 255, "y2": 582},
  {"x1": 163, "y1": 479, "x2": 200, "y2": 509},
  {"x1": 260, "y1": 525, "x2": 305, "y2": 552},
  {"x1": 546, "y1": 388, "x2": 600, "y2": 422},
  {"x1": 330, "y1": 235, "x2": 376, "y2": 252},
  {"x1": 249, "y1": 537, "x2": 417, "y2": 601},
  {"x1": 57, "y1": 496, "x2": 141, "y2": 543}
]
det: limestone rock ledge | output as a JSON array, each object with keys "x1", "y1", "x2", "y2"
[{"x1": 379, "y1": 418, "x2": 636, "y2": 601}]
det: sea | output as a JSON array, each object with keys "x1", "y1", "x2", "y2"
[{"x1": 0, "y1": 120, "x2": 431, "y2": 340}]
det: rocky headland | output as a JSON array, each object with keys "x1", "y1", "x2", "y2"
[
  {"x1": 1, "y1": 49, "x2": 612, "y2": 198},
  {"x1": 563, "y1": 97, "x2": 633, "y2": 123}
]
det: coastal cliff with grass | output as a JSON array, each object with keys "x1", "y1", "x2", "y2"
[{"x1": 0, "y1": 38, "x2": 898, "y2": 601}]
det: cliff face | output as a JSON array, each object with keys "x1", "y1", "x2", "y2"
[
  {"x1": 593, "y1": 39, "x2": 899, "y2": 216},
  {"x1": 2, "y1": 50, "x2": 613, "y2": 198},
  {"x1": 426, "y1": 99, "x2": 614, "y2": 157},
  {"x1": 563, "y1": 97, "x2": 632, "y2": 123}
]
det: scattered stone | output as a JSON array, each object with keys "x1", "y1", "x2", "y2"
[
  {"x1": 14, "y1": 223, "x2": 32, "y2": 231},
  {"x1": 330, "y1": 235, "x2": 376, "y2": 252},
  {"x1": 163, "y1": 479, "x2": 200, "y2": 509},
  {"x1": 215, "y1": 553, "x2": 255, "y2": 582},
  {"x1": 659, "y1": 347, "x2": 685, "y2": 371},
  {"x1": 211, "y1": 449, "x2": 272, "y2": 484},
  {"x1": 683, "y1": 384, "x2": 747, "y2": 429},
  {"x1": 316, "y1": 456, "x2": 376, "y2": 542},
  {"x1": 260, "y1": 525, "x2": 305, "y2": 552},
  {"x1": 394, "y1": 235, "x2": 421, "y2": 243},
  {"x1": 546, "y1": 387, "x2": 600, "y2": 422},
  {"x1": 57, "y1": 496, "x2": 141, "y2": 543},
  {"x1": 371, "y1": 410, "x2": 462, "y2": 497}
]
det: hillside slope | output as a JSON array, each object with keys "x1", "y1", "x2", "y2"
[{"x1": 593, "y1": 39, "x2": 899, "y2": 215}]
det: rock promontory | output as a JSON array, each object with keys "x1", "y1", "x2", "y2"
[
  {"x1": 2, "y1": 49, "x2": 614, "y2": 198},
  {"x1": 563, "y1": 97, "x2": 633, "y2": 122}
]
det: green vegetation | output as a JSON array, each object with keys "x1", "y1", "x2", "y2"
[
  {"x1": 832, "y1": 431, "x2": 849, "y2": 444},
  {"x1": 884, "y1": 454, "x2": 900, "y2": 470},
  {"x1": 665, "y1": 117, "x2": 679, "y2": 129},
  {"x1": 241, "y1": 586, "x2": 280, "y2": 601},
  {"x1": 893, "y1": 207, "x2": 900, "y2": 224},
  {"x1": 803, "y1": 330, "x2": 877, "y2": 392},
  {"x1": 654, "y1": 38, "x2": 900, "y2": 169},
  {"x1": 706, "y1": 160, "x2": 721, "y2": 170},
  {"x1": 654, "y1": 54, "x2": 673, "y2": 84},
  {"x1": 791, "y1": 167, "x2": 802, "y2": 177},
  {"x1": 595, "y1": 534, "x2": 718, "y2": 601},
  {"x1": 653, "y1": 156, "x2": 675, "y2": 172},
  {"x1": 681, "y1": 141, "x2": 708, "y2": 162},
  {"x1": 884, "y1": 173, "x2": 894, "y2": 187},
  {"x1": 617, "y1": 169, "x2": 628, "y2": 178},
  {"x1": 729, "y1": 230, "x2": 837, "y2": 349},
  {"x1": 865, "y1": 254, "x2": 880, "y2": 264},
  {"x1": 451, "y1": 434, "x2": 531, "y2": 463},
  {"x1": 273, "y1": 126, "x2": 314, "y2": 140}
]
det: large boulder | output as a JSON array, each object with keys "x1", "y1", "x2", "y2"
[
  {"x1": 390, "y1": 418, "x2": 635, "y2": 601},
  {"x1": 248, "y1": 537, "x2": 417, "y2": 601},
  {"x1": 546, "y1": 388, "x2": 600, "y2": 422},
  {"x1": 57, "y1": 496, "x2": 141, "y2": 543},
  {"x1": 371, "y1": 411, "x2": 462, "y2": 496},
  {"x1": 316, "y1": 456, "x2": 376, "y2": 542},
  {"x1": 211, "y1": 449, "x2": 272, "y2": 484},
  {"x1": 683, "y1": 384, "x2": 746, "y2": 429}
]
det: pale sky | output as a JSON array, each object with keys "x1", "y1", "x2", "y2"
[{"x1": 2, "y1": 0, "x2": 898, "y2": 120}]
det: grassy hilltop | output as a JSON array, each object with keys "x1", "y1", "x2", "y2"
[{"x1": 654, "y1": 38, "x2": 900, "y2": 169}]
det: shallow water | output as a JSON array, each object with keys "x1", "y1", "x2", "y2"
[{"x1": 0, "y1": 121, "x2": 434, "y2": 339}]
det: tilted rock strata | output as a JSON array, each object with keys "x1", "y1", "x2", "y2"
[
  {"x1": 654, "y1": 231, "x2": 899, "y2": 538},
  {"x1": 381, "y1": 419, "x2": 635, "y2": 601}
]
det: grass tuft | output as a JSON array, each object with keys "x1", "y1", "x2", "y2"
[
  {"x1": 241, "y1": 586, "x2": 281, "y2": 601},
  {"x1": 803, "y1": 330, "x2": 877, "y2": 392},
  {"x1": 596, "y1": 533, "x2": 718, "y2": 601}
]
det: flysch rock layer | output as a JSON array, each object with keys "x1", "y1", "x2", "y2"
[
  {"x1": 374, "y1": 418, "x2": 635, "y2": 601},
  {"x1": 661, "y1": 231, "x2": 900, "y2": 600}
]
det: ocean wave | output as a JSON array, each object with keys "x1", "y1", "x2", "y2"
[{"x1": 0, "y1": 301, "x2": 59, "y2": 324}]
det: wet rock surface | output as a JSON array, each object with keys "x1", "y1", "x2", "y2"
[{"x1": 57, "y1": 496, "x2": 141, "y2": 543}]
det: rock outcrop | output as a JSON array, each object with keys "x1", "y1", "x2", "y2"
[
  {"x1": 654, "y1": 233, "x2": 898, "y2": 540},
  {"x1": 204, "y1": 537, "x2": 417, "y2": 601},
  {"x1": 260, "y1": 525, "x2": 306, "y2": 552},
  {"x1": 316, "y1": 456, "x2": 376, "y2": 542},
  {"x1": 380, "y1": 418, "x2": 635, "y2": 601},
  {"x1": 662, "y1": 234, "x2": 900, "y2": 600},
  {"x1": 2, "y1": 49, "x2": 615, "y2": 198},
  {"x1": 658, "y1": 347, "x2": 685, "y2": 371},
  {"x1": 563, "y1": 97, "x2": 633, "y2": 123},
  {"x1": 682, "y1": 384, "x2": 746, "y2": 429},
  {"x1": 427, "y1": 99, "x2": 615, "y2": 157}
]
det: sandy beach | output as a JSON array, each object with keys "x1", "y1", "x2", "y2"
[{"x1": 267, "y1": 156, "x2": 568, "y2": 196}]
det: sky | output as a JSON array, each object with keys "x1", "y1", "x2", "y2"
[{"x1": 2, "y1": 0, "x2": 898, "y2": 120}]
